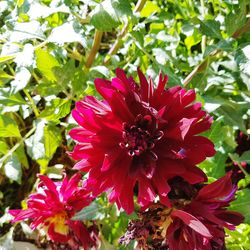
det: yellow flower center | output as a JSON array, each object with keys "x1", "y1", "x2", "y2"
[{"x1": 46, "y1": 212, "x2": 69, "y2": 235}]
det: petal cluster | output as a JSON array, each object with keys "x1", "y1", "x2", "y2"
[
  {"x1": 167, "y1": 172, "x2": 244, "y2": 249},
  {"x1": 120, "y1": 172, "x2": 244, "y2": 250},
  {"x1": 69, "y1": 68, "x2": 216, "y2": 214},
  {"x1": 9, "y1": 174, "x2": 97, "y2": 250}
]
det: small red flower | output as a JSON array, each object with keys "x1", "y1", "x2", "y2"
[
  {"x1": 9, "y1": 174, "x2": 97, "y2": 250},
  {"x1": 69, "y1": 69, "x2": 215, "y2": 214},
  {"x1": 120, "y1": 172, "x2": 244, "y2": 250},
  {"x1": 167, "y1": 172, "x2": 244, "y2": 249}
]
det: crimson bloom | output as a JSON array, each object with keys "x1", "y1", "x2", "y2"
[
  {"x1": 9, "y1": 174, "x2": 97, "y2": 250},
  {"x1": 69, "y1": 69, "x2": 215, "y2": 214},
  {"x1": 166, "y1": 172, "x2": 244, "y2": 250},
  {"x1": 120, "y1": 172, "x2": 244, "y2": 250}
]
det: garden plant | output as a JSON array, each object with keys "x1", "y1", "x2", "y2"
[{"x1": 0, "y1": 0, "x2": 250, "y2": 249}]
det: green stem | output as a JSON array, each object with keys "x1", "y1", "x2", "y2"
[
  {"x1": 85, "y1": 30, "x2": 103, "y2": 69},
  {"x1": 200, "y1": 0, "x2": 206, "y2": 54},
  {"x1": 23, "y1": 89, "x2": 40, "y2": 117},
  {"x1": 0, "y1": 127, "x2": 36, "y2": 166}
]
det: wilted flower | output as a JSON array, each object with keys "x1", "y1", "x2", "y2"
[
  {"x1": 9, "y1": 174, "x2": 98, "y2": 250},
  {"x1": 120, "y1": 172, "x2": 244, "y2": 250},
  {"x1": 69, "y1": 68, "x2": 215, "y2": 214}
]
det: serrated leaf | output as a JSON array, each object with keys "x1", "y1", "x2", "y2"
[
  {"x1": 225, "y1": 10, "x2": 247, "y2": 36},
  {"x1": 72, "y1": 201, "x2": 104, "y2": 220},
  {"x1": 90, "y1": 0, "x2": 122, "y2": 31},
  {"x1": 48, "y1": 22, "x2": 87, "y2": 47},
  {"x1": 9, "y1": 21, "x2": 45, "y2": 42},
  {"x1": 35, "y1": 49, "x2": 60, "y2": 82},
  {"x1": 0, "y1": 115, "x2": 21, "y2": 138},
  {"x1": 39, "y1": 99, "x2": 71, "y2": 122},
  {"x1": 0, "y1": 88, "x2": 26, "y2": 106},
  {"x1": 111, "y1": 0, "x2": 132, "y2": 16},
  {"x1": 217, "y1": 105, "x2": 247, "y2": 134},
  {"x1": 230, "y1": 189, "x2": 250, "y2": 223},
  {"x1": 200, "y1": 20, "x2": 222, "y2": 39}
]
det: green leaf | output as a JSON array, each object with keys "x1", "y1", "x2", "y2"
[
  {"x1": 230, "y1": 189, "x2": 250, "y2": 223},
  {"x1": 225, "y1": 6, "x2": 247, "y2": 36},
  {"x1": 72, "y1": 201, "x2": 104, "y2": 220},
  {"x1": 44, "y1": 125, "x2": 62, "y2": 160},
  {"x1": 0, "y1": 88, "x2": 26, "y2": 106},
  {"x1": 199, "y1": 152, "x2": 226, "y2": 179},
  {"x1": 0, "y1": 70, "x2": 14, "y2": 85},
  {"x1": 200, "y1": 20, "x2": 222, "y2": 39},
  {"x1": 140, "y1": 1, "x2": 160, "y2": 17},
  {"x1": 239, "y1": 150, "x2": 250, "y2": 163},
  {"x1": 99, "y1": 236, "x2": 116, "y2": 250},
  {"x1": 25, "y1": 120, "x2": 46, "y2": 161},
  {"x1": 10, "y1": 21, "x2": 45, "y2": 42},
  {"x1": 15, "y1": 143, "x2": 29, "y2": 169},
  {"x1": 90, "y1": 0, "x2": 131, "y2": 31},
  {"x1": 112, "y1": 0, "x2": 132, "y2": 16},
  {"x1": 35, "y1": 49, "x2": 60, "y2": 82},
  {"x1": 0, "y1": 54, "x2": 17, "y2": 63},
  {"x1": 0, "y1": 141, "x2": 9, "y2": 155},
  {"x1": 3, "y1": 155, "x2": 22, "y2": 184},
  {"x1": 10, "y1": 67, "x2": 31, "y2": 93},
  {"x1": 217, "y1": 105, "x2": 247, "y2": 134},
  {"x1": 0, "y1": 115, "x2": 21, "y2": 138},
  {"x1": 48, "y1": 22, "x2": 87, "y2": 47},
  {"x1": 39, "y1": 99, "x2": 71, "y2": 122}
]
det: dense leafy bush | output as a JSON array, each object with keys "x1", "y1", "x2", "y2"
[{"x1": 0, "y1": 0, "x2": 250, "y2": 249}]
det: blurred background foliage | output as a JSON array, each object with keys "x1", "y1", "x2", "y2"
[{"x1": 0, "y1": 0, "x2": 250, "y2": 249}]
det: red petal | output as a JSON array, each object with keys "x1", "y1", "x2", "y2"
[{"x1": 172, "y1": 209, "x2": 212, "y2": 238}]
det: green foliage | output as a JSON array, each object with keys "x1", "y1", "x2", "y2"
[
  {"x1": 0, "y1": 0, "x2": 250, "y2": 248},
  {"x1": 230, "y1": 189, "x2": 250, "y2": 224}
]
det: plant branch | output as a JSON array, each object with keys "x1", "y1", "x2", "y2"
[
  {"x1": 104, "y1": 0, "x2": 147, "y2": 64},
  {"x1": 23, "y1": 89, "x2": 40, "y2": 117},
  {"x1": 0, "y1": 127, "x2": 36, "y2": 166},
  {"x1": 85, "y1": 30, "x2": 103, "y2": 69}
]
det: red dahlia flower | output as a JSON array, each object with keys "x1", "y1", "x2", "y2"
[
  {"x1": 9, "y1": 174, "x2": 97, "y2": 250},
  {"x1": 69, "y1": 69, "x2": 216, "y2": 214},
  {"x1": 167, "y1": 172, "x2": 244, "y2": 250},
  {"x1": 120, "y1": 172, "x2": 244, "y2": 250}
]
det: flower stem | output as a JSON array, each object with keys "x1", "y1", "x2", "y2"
[{"x1": 85, "y1": 30, "x2": 103, "y2": 69}]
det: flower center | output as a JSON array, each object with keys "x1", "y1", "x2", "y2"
[
  {"x1": 45, "y1": 211, "x2": 69, "y2": 235},
  {"x1": 119, "y1": 114, "x2": 163, "y2": 157}
]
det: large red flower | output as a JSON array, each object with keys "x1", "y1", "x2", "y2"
[
  {"x1": 9, "y1": 174, "x2": 97, "y2": 250},
  {"x1": 166, "y1": 172, "x2": 244, "y2": 249},
  {"x1": 69, "y1": 69, "x2": 215, "y2": 214}
]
